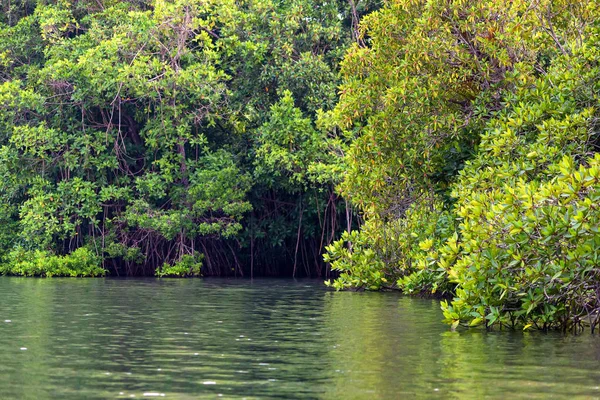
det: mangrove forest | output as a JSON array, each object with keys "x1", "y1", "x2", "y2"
[{"x1": 1, "y1": 0, "x2": 600, "y2": 333}]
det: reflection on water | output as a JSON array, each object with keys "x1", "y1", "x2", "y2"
[{"x1": 0, "y1": 278, "x2": 599, "y2": 399}]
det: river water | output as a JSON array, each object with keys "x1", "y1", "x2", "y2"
[{"x1": 0, "y1": 278, "x2": 599, "y2": 399}]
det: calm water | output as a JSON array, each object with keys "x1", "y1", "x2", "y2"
[{"x1": 0, "y1": 278, "x2": 600, "y2": 399}]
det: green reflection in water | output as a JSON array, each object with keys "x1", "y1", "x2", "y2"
[{"x1": 0, "y1": 278, "x2": 599, "y2": 399}]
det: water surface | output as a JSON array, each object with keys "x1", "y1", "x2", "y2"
[{"x1": 0, "y1": 278, "x2": 599, "y2": 399}]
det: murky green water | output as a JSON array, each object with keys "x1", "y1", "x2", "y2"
[{"x1": 0, "y1": 278, "x2": 600, "y2": 399}]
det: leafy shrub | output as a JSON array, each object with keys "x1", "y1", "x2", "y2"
[
  {"x1": 0, "y1": 247, "x2": 105, "y2": 277},
  {"x1": 441, "y1": 45, "x2": 600, "y2": 331},
  {"x1": 443, "y1": 155, "x2": 600, "y2": 331},
  {"x1": 324, "y1": 228, "x2": 387, "y2": 290},
  {"x1": 327, "y1": 10, "x2": 600, "y2": 333},
  {"x1": 155, "y1": 254, "x2": 203, "y2": 277},
  {"x1": 325, "y1": 198, "x2": 455, "y2": 294}
]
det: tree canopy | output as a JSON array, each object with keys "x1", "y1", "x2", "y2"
[
  {"x1": 0, "y1": 0, "x2": 379, "y2": 277},
  {"x1": 325, "y1": 0, "x2": 600, "y2": 331}
]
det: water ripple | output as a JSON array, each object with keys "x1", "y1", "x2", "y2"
[{"x1": 0, "y1": 278, "x2": 599, "y2": 399}]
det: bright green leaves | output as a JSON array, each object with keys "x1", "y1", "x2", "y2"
[
  {"x1": 0, "y1": 0, "x2": 357, "y2": 276},
  {"x1": 0, "y1": 247, "x2": 104, "y2": 277},
  {"x1": 254, "y1": 91, "x2": 326, "y2": 191},
  {"x1": 325, "y1": 198, "x2": 456, "y2": 293},
  {"x1": 155, "y1": 253, "x2": 203, "y2": 277},
  {"x1": 332, "y1": 0, "x2": 596, "y2": 217},
  {"x1": 326, "y1": 0, "x2": 600, "y2": 334},
  {"x1": 18, "y1": 178, "x2": 101, "y2": 249},
  {"x1": 440, "y1": 41, "x2": 600, "y2": 330},
  {"x1": 34, "y1": 1, "x2": 77, "y2": 43},
  {"x1": 0, "y1": 0, "x2": 247, "y2": 271},
  {"x1": 188, "y1": 150, "x2": 253, "y2": 237},
  {"x1": 11, "y1": 124, "x2": 65, "y2": 159},
  {"x1": 124, "y1": 149, "x2": 252, "y2": 241},
  {"x1": 324, "y1": 229, "x2": 388, "y2": 291}
]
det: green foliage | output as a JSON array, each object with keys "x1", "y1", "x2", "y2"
[
  {"x1": 156, "y1": 254, "x2": 203, "y2": 277},
  {"x1": 440, "y1": 44, "x2": 600, "y2": 330},
  {"x1": 5, "y1": 0, "x2": 599, "y2": 336},
  {"x1": 329, "y1": 0, "x2": 598, "y2": 217},
  {"x1": 325, "y1": 229, "x2": 387, "y2": 290},
  {"x1": 326, "y1": 0, "x2": 600, "y2": 333},
  {"x1": 325, "y1": 198, "x2": 455, "y2": 294},
  {"x1": 0, "y1": 247, "x2": 104, "y2": 277},
  {"x1": 0, "y1": 0, "x2": 359, "y2": 276},
  {"x1": 443, "y1": 155, "x2": 600, "y2": 331},
  {"x1": 255, "y1": 91, "x2": 326, "y2": 191}
]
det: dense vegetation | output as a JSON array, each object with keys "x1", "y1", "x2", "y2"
[
  {"x1": 325, "y1": 0, "x2": 600, "y2": 332},
  {"x1": 2, "y1": 0, "x2": 600, "y2": 332},
  {"x1": 0, "y1": 0, "x2": 379, "y2": 277}
]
